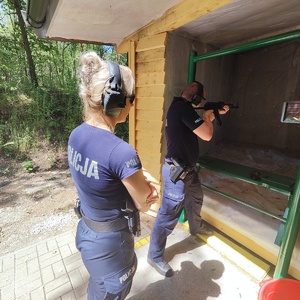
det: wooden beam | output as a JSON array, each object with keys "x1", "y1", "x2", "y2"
[
  {"x1": 136, "y1": 96, "x2": 164, "y2": 109},
  {"x1": 118, "y1": 0, "x2": 233, "y2": 52},
  {"x1": 136, "y1": 48, "x2": 165, "y2": 63},
  {"x1": 136, "y1": 33, "x2": 167, "y2": 52},
  {"x1": 117, "y1": 40, "x2": 130, "y2": 55},
  {"x1": 136, "y1": 139, "x2": 162, "y2": 152},
  {"x1": 139, "y1": 153, "x2": 161, "y2": 165},
  {"x1": 139, "y1": 158, "x2": 161, "y2": 174},
  {"x1": 128, "y1": 40, "x2": 136, "y2": 148},
  {"x1": 136, "y1": 60, "x2": 165, "y2": 74},
  {"x1": 135, "y1": 97, "x2": 165, "y2": 110},
  {"x1": 136, "y1": 72, "x2": 165, "y2": 87},
  {"x1": 136, "y1": 109, "x2": 163, "y2": 122},
  {"x1": 136, "y1": 131, "x2": 161, "y2": 141},
  {"x1": 136, "y1": 119, "x2": 163, "y2": 132},
  {"x1": 136, "y1": 85, "x2": 165, "y2": 98}
]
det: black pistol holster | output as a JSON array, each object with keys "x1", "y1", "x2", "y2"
[
  {"x1": 122, "y1": 197, "x2": 141, "y2": 237},
  {"x1": 169, "y1": 157, "x2": 191, "y2": 184},
  {"x1": 74, "y1": 197, "x2": 141, "y2": 236}
]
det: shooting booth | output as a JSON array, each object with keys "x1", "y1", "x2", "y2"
[
  {"x1": 187, "y1": 31, "x2": 300, "y2": 280},
  {"x1": 118, "y1": 27, "x2": 300, "y2": 280},
  {"x1": 164, "y1": 30, "x2": 300, "y2": 280}
]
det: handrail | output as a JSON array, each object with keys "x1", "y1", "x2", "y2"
[
  {"x1": 201, "y1": 184, "x2": 286, "y2": 223},
  {"x1": 187, "y1": 29, "x2": 300, "y2": 83}
]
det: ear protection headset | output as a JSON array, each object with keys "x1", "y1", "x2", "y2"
[
  {"x1": 191, "y1": 81, "x2": 205, "y2": 106},
  {"x1": 101, "y1": 61, "x2": 126, "y2": 117}
]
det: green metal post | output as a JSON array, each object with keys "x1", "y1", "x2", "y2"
[
  {"x1": 274, "y1": 165, "x2": 300, "y2": 278},
  {"x1": 180, "y1": 52, "x2": 196, "y2": 223},
  {"x1": 187, "y1": 51, "x2": 197, "y2": 83},
  {"x1": 193, "y1": 30, "x2": 300, "y2": 63}
]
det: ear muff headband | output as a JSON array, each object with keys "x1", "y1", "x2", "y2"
[
  {"x1": 102, "y1": 61, "x2": 126, "y2": 117},
  {"x1": 192, "y1": 81, "x2": 204, "y2": 99},
  {"x1": 191, "y1": 81, "x2": 204, "y2": 106}
]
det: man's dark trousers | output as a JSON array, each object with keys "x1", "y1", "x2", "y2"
[{"x1": 148, "y1": 164, "x2": 204, "y2": 262}]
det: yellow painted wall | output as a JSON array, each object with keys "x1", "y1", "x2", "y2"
[
  {"x1": 122, "y1": 33, "x2": 167, "y2": 214},
  {"x1": 116, "y1": 0, "x2": 234, "y2": 216}
]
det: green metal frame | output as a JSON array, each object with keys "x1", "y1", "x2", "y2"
[
  {"x1": 187, "y1": 29, "x2": 300, "y2": 83},
  {"x1": 274, "y1": 166, "x2": 300, "y2": 278},
  {"x1": 188, "y1": 30, "x2": 300, "y2": 279},
  {"x1": 197, "y1": 156, "x2": 295, "y2": 224},
  {"x1": 197, "y1": 161, "x2": 300, "y2": 279}
]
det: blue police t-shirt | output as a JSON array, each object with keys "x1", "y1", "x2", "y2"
[
  {"x1": 165, "y1": 97, "x2": 204, "y2": 166},
  {"x1": 68, "y1": 123, "x2": 142, "y2": 221}
]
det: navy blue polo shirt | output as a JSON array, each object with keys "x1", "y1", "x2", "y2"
[
  {"x1": 68, "y1": 123, "x2": 141, "y2": 221},
  {"x1": 165, "y1": 97, "x2": 204, "y2": 166}
]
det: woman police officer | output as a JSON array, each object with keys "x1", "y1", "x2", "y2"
[{"x1": 68, "y1": 51, "x2": 158, "y2": 300}]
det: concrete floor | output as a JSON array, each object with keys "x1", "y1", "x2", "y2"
[
  {"x1": 128, "y1": 226, "x2": 266, "y2": 300},
  {"x1": 0, "y1": 215, "x2": 271, "y2": 299}
]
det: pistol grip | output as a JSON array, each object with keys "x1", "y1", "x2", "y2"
[{"x1": 214, "y1": 109, "x2": 222, "y2": 126}]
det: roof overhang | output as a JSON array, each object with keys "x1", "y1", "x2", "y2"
[
  {"x1": 25, "y1": 0, "x2": 300, "y2": 51},
  {"x1": 26, "y1": 0, "x2": 183, "y2": 45}
]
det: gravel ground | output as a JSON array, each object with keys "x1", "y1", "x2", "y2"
[
  {"x1": 0, "y1": 154, "x2": 156, "y2": 256},
  {"x1": 0, "y1": 152, "x2": 79, "y2": 256}
]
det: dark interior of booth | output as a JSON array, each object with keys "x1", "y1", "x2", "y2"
[{"x1": 166, "y1": 31, "x2": 300, "y2": 279}]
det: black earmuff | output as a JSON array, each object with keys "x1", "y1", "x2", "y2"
[
  {"x1": 191, "y1": 81, "x2": 204, "y2": 106},
  {"x1": 102, "y1": 61, "x2": 126, "y2": 117}
]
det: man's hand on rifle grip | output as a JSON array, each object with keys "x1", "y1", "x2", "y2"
[{"x1": 218, "y1": 104, "x2": 230, "y2": 115}]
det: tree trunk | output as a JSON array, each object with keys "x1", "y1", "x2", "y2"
[{"x1": 12, "y1": 0, "x2": 38, "y2": 87}]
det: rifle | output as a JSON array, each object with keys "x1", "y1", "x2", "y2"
[{"x1": 195, "y1": 102, "x2": 239, "y2": 126}]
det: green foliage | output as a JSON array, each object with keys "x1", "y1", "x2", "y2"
[
  {"x1": 21, "y1": 160, "x2": 34, "y2": 172},
  {"x1": 0, "y1": 167, "x2": 9, "y2": 175},
  {"x1": 0, "y1": 0, "x2": 129, "y2": 161},
  {"x1": 115, "y1": 120, "x2": 129, "y2": 142}
]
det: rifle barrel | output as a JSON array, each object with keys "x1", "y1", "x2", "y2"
[{"x1": 194, "y1": 102, "x2": 239, "y2": 109}]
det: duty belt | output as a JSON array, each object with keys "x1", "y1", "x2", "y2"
[
  {"x1": 164, "y1": 161, "x2": 195, "y2": 173},
  {"x1": 165, "y1": 159, "x2": 195, "y2": 183},
  {"x1": 82, "y1": 214, "x2": 128, "y2": 232}
]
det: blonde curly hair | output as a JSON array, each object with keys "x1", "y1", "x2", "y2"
[{"x1": 78, "y1": 51, "x2": 135, "y2": 120}]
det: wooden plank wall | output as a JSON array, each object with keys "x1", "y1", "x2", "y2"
[{"x1": 133, "y1": 33, "x2": 167, "y2": 210}]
